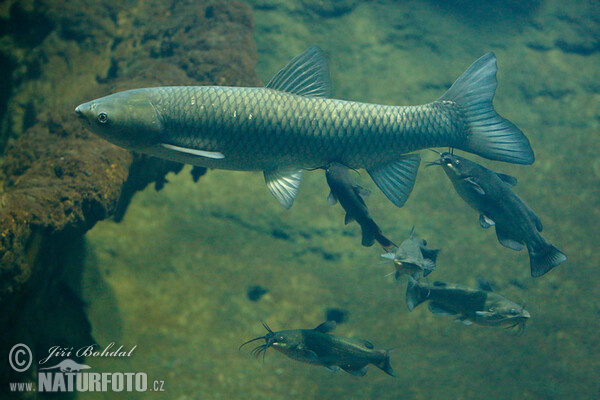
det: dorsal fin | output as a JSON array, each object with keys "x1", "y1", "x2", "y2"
[
  {"x1": 266, "y1": 46, "x2": 332, "y2": 98},
  {"x1": 314, "y1": 320, "x2": 336, "y2": 333},
  {"x1": 495, "y1": 172, "x2": 517, "y2": 186}
]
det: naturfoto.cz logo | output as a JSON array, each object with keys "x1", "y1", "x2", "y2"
[{"x1": 8, "y1": 343, "x2": 165, "y2": 393}]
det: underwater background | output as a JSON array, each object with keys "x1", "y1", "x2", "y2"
[{"x1": 1, "y1": 0, "x2": 599, "y2": 399}]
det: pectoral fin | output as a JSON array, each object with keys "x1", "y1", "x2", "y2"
[
  {"x1": 479, "y1": 214, "x2": 495, "y2": 228},
  {"x1": 464, "y1": 177, "x2": 485, "y2": 195},
  {"x1": 264, "y1": 168, "x2": 304, "y2": 209},
  {"x1": 327, "y1": 191, "x2": 338, "y2": 205},
  {"x1": 420, "y1": 248, "x2": 440, "y2": 266},
  {"x1": 160, "y1": 143, "x2": 224, "y2": 159},
  {"x1": 367, "y1": 153, "x2": 420, "y2": 208},
  {"x1": 475, "y1": 311, "x2": 494, "y2": 317},
  {"x1": 422, "y1": 258, "x2": 436, "y2": 271},
  {"x1": 303, "y1": 350, "x2": 319, "y2": 362},
  {"x1": 455, "y1": 317, "x2": 474, "y2": 326},
  {"x1": 353, "y1": 184, "x2": 370, "y2": 199},
  {"x1": 495, "y1": 226, "x2": 525, "y2": 251},
  {"x1": 344, "y1": 213, "x2": 355, "y2": 225}
]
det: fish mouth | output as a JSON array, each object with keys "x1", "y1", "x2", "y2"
[
  {"x1": 239, "y1": 322, "x2": 275, "y2": 362},
  {"x1": 505, "y1": 318, "x2": 527, "y2": 334},
  {"x1": 493, "y1": 315, "x2": 528, "y2": 334},
  {"x1": 425, "y1": 148, "x2": 454, "y2": 167},
  {"x1": 440, "y1": 153, "x2": 454, "y2": 166},
  {"x1": 75, "y1": 104, "x2": 91, "y2": 125}
]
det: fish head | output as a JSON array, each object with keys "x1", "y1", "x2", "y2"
[
  {"x1": 239, "y1": 323, "x2": 305, "y2": 360},
  {"x1": 269, "y1": 329, "x2": 304, "y2": 352},
  {"x1": 75, "y1": 89, "x2": 162, "y2": 151},
  {"x1": 438, "y1": 152, "x2": 476, "y2": 178},
  {"x1": 479, "y1": 296, "x2": 530, "y2": 331},
  {"x1": 382, "y1": 249, "x2": 408, "y2": 268}
]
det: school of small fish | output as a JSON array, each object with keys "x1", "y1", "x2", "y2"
[{"x1": 77, "y1": 46, "x2": 567, "y2": 377}]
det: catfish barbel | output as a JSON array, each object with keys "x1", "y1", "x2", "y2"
[{"x1": 75, "y1": 46, "x2": 534, "y2": 208}]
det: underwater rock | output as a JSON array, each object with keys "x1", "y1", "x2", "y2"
[
  {"x1": 525, "y1": 2, "x2": 600, "y2": 56},
  {"x1": 0, "y1": 0, "x2": 258, "y2": 389},
  {"x1": 247, "y1": 285, "x2": 269, "y2": 301},
  {"x1": 326, "y1": 308, "x2": 348, "y2": 324},
  {"x1": 301, "y1": 0, "x2": 357, "y2": 18}
]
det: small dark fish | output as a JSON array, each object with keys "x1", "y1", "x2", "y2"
[
  {"x1": 432, "y1": 152, "x2": 566, "y2": 277},
  {"x1": 381, "y1": 227, "x2": 440, "y2": 280},
  {"x1": 325, "y1": 163, "x2": 396, "y2": 250},
  {"x1": 406, "y1": 278, "x2": 530, "y2": 331},
  {"x1": 240, "y1": 321, "x2": 395, "y2": 377}
]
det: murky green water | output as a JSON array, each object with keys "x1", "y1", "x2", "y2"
[{"x1": 75, "y1": 0, "x2": 599, "y2": 398}]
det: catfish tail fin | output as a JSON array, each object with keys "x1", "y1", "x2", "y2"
[
  {"x1": 375, "y1": 349, "x2": 396, "y2": 377},
  {"x1": 529, "y1": 243, "x2": 567, "y2": 277}
]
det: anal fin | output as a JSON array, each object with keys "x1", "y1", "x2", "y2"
[
  {"x1": 341, "y1": 365, "x2": 368, "y2": 376},
  {"x1": 428, "y1": 302, "x2": 457, "y2": 316},
  {"x1": 367, "y1": 153, "x2": 420, "y2": 208},
  {"x1": 495, "y1": 225, "x2": 524, "y2": 251}
]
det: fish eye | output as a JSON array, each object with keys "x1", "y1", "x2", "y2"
[
  {"x1": 508, "y1": 309, "x2": 519, "y2": 315},
  {"x1": 97, "y1": 112, "x2": 108, "y2": 124},
  {"x1": 453, "y1": 159, "x2": 460, "y2": 166}
]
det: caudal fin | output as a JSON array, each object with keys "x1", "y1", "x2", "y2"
[
  {"x1": 374, "y1": 232, "x2": 396, "y2": 251},
  {"x1": 375, "y1": 349, "x2": 395, "y2": 377},
  {"x1": 439, "y1": 53, "x2": 534, "y2": 165},
  {"x1": 529, "y1": 243, "x2": 567, "y2": 277},
  {"x1": 406, "y1": 277, "x2": 428, "y2": 311}
]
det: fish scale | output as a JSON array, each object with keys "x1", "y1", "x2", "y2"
[{"x1": 148, "y1": 86, "x2": 464, "y2": 171}]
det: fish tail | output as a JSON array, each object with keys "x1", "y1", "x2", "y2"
[
  {"x1": 529, "y1": 243, "x2": 567, "y2": 277},
  {"x1": 440, "y1": 53, "x2": 534, "y2": 165},
  {"x1": 361, "y1": 219, "x2": 396, "y2": 249},
  {"x1": 375, "y1": 232, "x2": 397, "y2": 252},
  {"x1": 375, "y1": 349, "x2": 396, "y2": 377},
  {"x1": 406, "y1": 277, "x2": 428, "y2": 311}
]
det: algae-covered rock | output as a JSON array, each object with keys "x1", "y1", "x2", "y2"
[
  {"x1": 301, "y1": 0, "x2": 357, "y2": 18},
  {"x1": 0, "y1": 0, "x2": 259, "y2": 392},
  {"x1": 526, "y1": 0, "x2": 600, "y2": 55}
]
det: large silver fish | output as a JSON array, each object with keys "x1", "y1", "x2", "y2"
[{"x1": 75, "y1": 46, "x2": 534, "y2": 208}]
